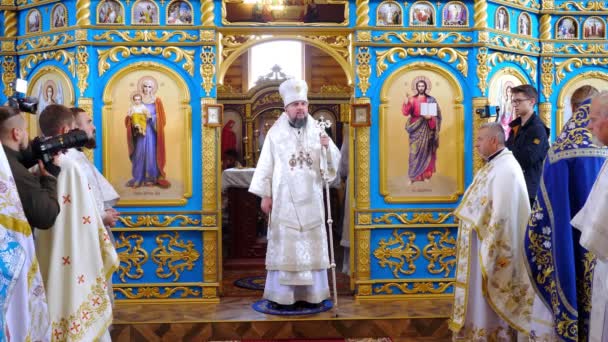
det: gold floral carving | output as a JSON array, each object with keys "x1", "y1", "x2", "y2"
[
  {"x1": 75, "y1": 30, "x2": 87, "y2": 41},
  {"x1": 373, "y1": 230, "x2": 420, "y2": 277},
  {"x1": 355, "y1": 125, "x2": 370, "y2": 207},
  {"x1": 76, "y1": 46, "x2": 89, "y2": 96},
  {"x1": 357, "y1": 213, "x2": 372, "y2": 225},
  {"x1": 202, "y1": 116, "x2": 218, "y2": 211},
  {"x1": 376, "y1": 48, "x2": 468, "y2": 77},
  {"x1": 200, "y1": 47, "x2": 216, "y2": 97},
  {"x1": 498, "y1": 0, "x2": 540, "y2": 9},
  {"x1": 373, "y1": 281, "x2": 454, "y2": 295},
  {"x1": 151, "y1": 232, "x2": 200, "y2": 281},
  {"x1": 555, "y1": 44, "x2": 608, "y2": 54},
  {"x1": 489, "y1": 52, "x2": 537, "y2": 80},
  {"x1": 478, "y1": 31, "x2": 490, "y2": 43},
  {"x1": 118, "y1": 215, "x2": 201, "y2": 227},
  {"x1": 357, "y1": 31, "x2": 371, "y2": 42},
  {"x1": 20, "y1": 50, "x2": 75, "y2": 78},
  {"x1": 1, "y1": 42, "x2": 15, "y2": 52},
  {"x1": 556, "y1": 58, "x2": 608, "y2": 85},
  {"x1": 2, "y1": 0, "x2": 14, "y2": 5},
  {"x1": 373, "y1": 32, "x2": 473, "y2": 44},
  {"x1": 356, "y1": 0, "x2": 370, "y2": 26},
  {"x1": 98, "y1": 46, "x2": 195, "y2": 76},
  {"x1": 93, "y1": 30, "x2": 198, "y2": 42},
  {"x1": 17, "y1": 33, "x2": 75, "y2": 51},
  {"x1": 539, "y1": 14, "x2": 551, "y2": 40},
  {"x1": 4, "y1": 10, "x2": 16, "y2": 37},
  {"x1": 200, "y1": 30, "x2": 215, "y2": 42},
  {"x1": 423, "y1": 229, "x2": 456, "y2": 277},
  {"x1": 542, "y1": 0, "x2": 555, "y2": 10},
  {"x1": 356, "y1": 47, "x2": 371, "y2": 96},
  {"x1": 202, "y1": 287, "x2": 217, "y2": 299},
  {"x1": 489, "y1": 36, "x2": 541, "y2": 53},
  {"x1": 201, "y1": 214, "x2": 217, "y2": 227},
  {"x1": 76, "y1": 0, "x2": 91, "y2": 26},
  {"x1": 542, "y1": 43, "x2": 554, "y2": 54},
  {"x1": 319, "y1": 84, "x2": 352, "y2": 95},
  {"x1": 541, "y1": 57, "x2": 554, "y2": 101},
  {"x1": 373, "y1": 212, "x2": 453, "y2": 225},
  {"x1": 2, "y1": 57, "x2": 16, "y2": 97},
  {"x1": 476, "y1": 47, "x2": 489, "y2": 96},
  {"x1": 203, "y1": 231, "x2": 217, "y2": 282},
  {"x1": 201, "y1": 0, "x2": 215, "y2": 26},
  {"x1": 115, "y1": 233, "x2": 148, "y2": 282},
  {"x1": 115, "y1": 287, "x2": 201, "y2": 300},
  {"x1": 539, "y1": 103, "x2": 551, "y2": 127},
  {"x1": 252, "y1": 93, "x2": 282, "y2": 111},
  {"x1": 473, "y1": 0, "x2": 488, "y2": 29},
  {"x1": 358, "y1": 284, "x2": 372, "y2": 296},
  {"x1": 556, "y1": 1, "x2": 608, "y2": 10},
  {"x1": 357, "y1": 229, "x2": 371, "y2": 278}
]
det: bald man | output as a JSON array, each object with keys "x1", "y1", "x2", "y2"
[{"x1": 0, "y1": 106, "x2": 59, "y2": 229}]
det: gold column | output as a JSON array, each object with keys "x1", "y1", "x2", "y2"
[
  {"x1": 539, "y1": 102, "x2": 552, "y2": 129},
  {"x1": 76, "y1": 0, "x2": 91, "y2": 26},
  {"x1": 2, "y1": 10, "x2": 17, "y2": 97},
  {"x1": 244, "y1": 104, "x2": 254, "y2": 167},
  {"x1": 201, "y1": 0, "x2": 215, "y2": 26},
  {"x1": 202, "y1": 97, "x2": 219, "y2": 212},
  {"x1": 472, "y1": 97, "x2": 488, "y2": 173},
  {"x1": 473, "y1": 0, "x2": 488, "y2": 29},
  {"x1": 355, "y1": 0, "x2": 370, "y2": 27}
]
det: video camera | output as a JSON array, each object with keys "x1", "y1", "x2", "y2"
[
  {"x1": 31, "y1": 129, "x2": 89, "y2": 164},
  {"x1": 7, "y1": 79, "x2": 38, "y2": 114}
]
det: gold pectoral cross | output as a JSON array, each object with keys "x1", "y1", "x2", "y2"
[{"x1": 289, "y1": 151, "x2": 313, "y2": 170}]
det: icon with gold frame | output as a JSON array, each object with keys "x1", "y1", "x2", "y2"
[
  {"x1": 205, "y1": 104, "x2": 224, "y2": 127},
  {"x1": 351, "y1": 103, "x2": 371, "y2": 127}
]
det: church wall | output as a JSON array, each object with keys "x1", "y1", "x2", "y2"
[{"x1": 0, "y1": 0, "x2": 605, "y2": 303}]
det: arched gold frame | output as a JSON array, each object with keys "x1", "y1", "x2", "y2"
[
  {"x1": 218, "y1": 36, "x2": 353, "y2": 86},
  {"x1": 409, "y1": 1, "x2": 436, "y2": 27},
  {"x1": 101, "y1": 61, "x2": 193, "y2": 206},
  {"x1": 50, "y1": 3, "x2": 68, "y2": 30},
  {"x1": 25, "y1": 9, "x2": 42, "y2": 34},
  {"x1": 376, "y1": 1, "x2": 403, "y2": 27},
  {"x1": 517, "y1": 12, "x2": 532, "y2": 36},
  {"x1": 556, "y1": 71, "x2": 608, "y2": 136},
  {"x1": 494, "y1": 6, "x2": 510, "y2": 32},
  {"x1": 165, "y1": 0, "x2": 194, "y2": 26},
  {"x1": 26, "y1": 66, "x2": 75, "y2": 137},
  {"x1": 487, "y1": 67, "x2": 528, "y2": 96},
  {"x1": 379, "y1": 62, "x2": 464, "y2": 203},
  {"x1": 555, "y1": 16, "x2": 579, "y2": 40},
  {"x1": 442, "y1": 1, "x2": 468, "y2": 27},
  {"x1": 96, "y1": 0, "x2": 126, "y2": 25},
  {"x1": 582, "y1": 16, "x2": 606, "y2": 40}
]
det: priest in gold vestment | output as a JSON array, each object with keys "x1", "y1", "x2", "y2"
[
  {"x1": 249, "y1": 79, "x2": 340, "y2": 309},
  {"x1": 450, "y1": 122, "x2": 534, "y2": 340}
]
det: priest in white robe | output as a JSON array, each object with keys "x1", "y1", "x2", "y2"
[
  {"x1": 35, "y1": 104, "x2": 118, "y2": 341},
  {"x1": 572, "y1": 91, "x2": 608, "y2": 342},
  {"x1": 0, "y1": 143, "x2": 50, "y2": 342},
  {"x1": 450, "y1": 122, "x2": 534, "y2": 340},
  {"x1": 249, "y1": 78, "x2": 340, "y2": 309}
]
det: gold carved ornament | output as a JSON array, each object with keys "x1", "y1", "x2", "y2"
[
  {"x1": 97, "y1": 46, "x2": 195, "y2": 77},
  {"x1": 93, "y1": 30, "x2": 198, "y2": 43},
  {"x1": 200, "y1": 47, "x2": 216, "y2": 97},
  {"x1": 357, "y1": 31, "x2": 371, "y2": 42},
  {"x1": 202, "y1": 119, "x2": 218, "y2": 211},
  {"x1": 3, "y1": 10, "x2": 16, "y2": 37},
  {"x1": 373, "y1": 281, "x2": 454, "y2": 295},
  {"x1": 115, "y1": 233, "x2": 149, "y2": 282},
  {"x1": 423, "y1": 229, "x2": 456, "y2": 277},
  {"x1": 539, "y1": 14, "x2": 551, "y2": 40},
  {"x1": 118, "y1": 215, "x2": 201, "y2": 227},
  {"x1": 542, "y1": 0, "x2": 554, "y2": 10},
  {"x1": 20, "y1": 50, "x2": 75, "y2": 78},
  {"x1": 76, "y1": 46, "x2": 89, "y2": 96},
  {"x1": 372, "y1": 230, "x2": 420, "y2": 277},
  {"x1": 151, "y1": 232, "x2": 200, "y2": 281},
  {"x1": 115, "y1": 287, "x2": 201, "y2": 300},
  {"x1": 200, "y1": 30, "x2": 216, "y2": 42},
  {"x1": 489, "y1": 52, "x2": 537, "y2": 80},
  {"x1": 489, "y1": 36, "x2": 541, "y2": 53},
  {"x1": 376, "y1": 48, "x2": 468, "y2": 77},
  {"x1": 473, "y1": 0, "x2": 488, "y2": 29},
  {"x1": 373, "y1": 32, "x2": 473, "y2": 44},
  {"x1": 203, "y1": 231, "x2": 217, "y2": 282},
  {"x1": 498, "y1": 0, "x2": 540, "y2": 9},
  {"x1": 372, "y1": 212, "x2": 453, "y2": 224},
  {"x1": 355, "y1": 126, "x2": 371, "y2": 207},
  {"x1": 476, "y1": 47, "x2": 489, "y2": 96},
  {"x1": 555, "y1": 44, "x2": 608, "y2": 54},
  {"x1": 16, "y1": 34, "x2": 75, "y2": 51},
  {"x1": 557, "y1": 1, "x2": 608, "y2": 10},
  {"x1": 357, "y1": 229, "x2": 371, "y2": 279},
  {"x1": 201, "y1": 0, "x2": 215, "y2": 26},
  {"x1": 356, "y1": 47, "x2": 371, "y2": 96},
  {"x1": 556, "y1": 58, "x2": 608, "y2": 85},
  {"x1": 2, "y1": 57, "x2": 16, "y2": 97},
  {"x1": 76, "y1": 0, "x2": 91, "y2": 26},
  {"x1": 355, "y1": 0, "x2": 370, "y2": 27},
  {"x1": 541, "y1": 57, "x2": 554, "y2": 100}
]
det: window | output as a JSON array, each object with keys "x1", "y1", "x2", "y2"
[{"x1": 248, "y1": 40, "x2": 303, "y2": 90}]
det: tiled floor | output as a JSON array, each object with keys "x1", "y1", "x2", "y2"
[{"x1": 111, "y1": 296, "x2": 453, "y2": 341}]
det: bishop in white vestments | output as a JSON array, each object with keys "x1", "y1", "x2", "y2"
[
  {"x1": 35, "y1": 104, "x2": 119, "y2": 341},
  {"x1": 0, "y1": 144, "x2": 50, "y2": 342},
  {"x1": 571, "y1": 91, "x2": 608, "y2": 342},
  {"x1": 450, "y1": 122, "x2": 534, "y2": 340},
  {"x1": 249, "y1": 79, "x2": 340, "y2": 308}
]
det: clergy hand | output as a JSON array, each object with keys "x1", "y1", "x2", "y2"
[
  {"x1": 103, "y1": 208, "x2": 120, "y2": 227},
  {"x1": 320, "y1": 135, "x2": 329, "y2": 147},
  {"x1": 261, "y1": 196, "x2": 272, "y2": 215}
]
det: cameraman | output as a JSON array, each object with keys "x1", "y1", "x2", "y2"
[{"x1": 0, "y1": 106, "x2": 60, "y2": 229}]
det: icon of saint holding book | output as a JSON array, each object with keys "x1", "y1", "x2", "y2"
[{"x1": 401, "y1": 76, "x2": 442, "y2": 185}]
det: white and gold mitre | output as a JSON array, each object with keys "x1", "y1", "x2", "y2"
[{"x1": 279, "y1": 78, "x2": 308, "y2": 107}]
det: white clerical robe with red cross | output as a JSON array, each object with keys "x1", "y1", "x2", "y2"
[{"x1": 35, "y1": 152, "x2": 118, "y2": 342}]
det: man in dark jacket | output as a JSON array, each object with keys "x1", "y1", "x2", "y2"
[
  {"x1": 506, "y1": 85, "x2": 550, "y2": 205},
  {"x1": 0, "y1": 106, "x2": 60, "y2": 229}
]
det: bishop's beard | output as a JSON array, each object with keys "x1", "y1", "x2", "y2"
[{"x1": 289, "y1": 117, "x2": 307, "y2": 129}]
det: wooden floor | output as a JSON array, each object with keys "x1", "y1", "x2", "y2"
[{"x1": 111, "y1": 296, "x2": 453, "y2": 341}]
